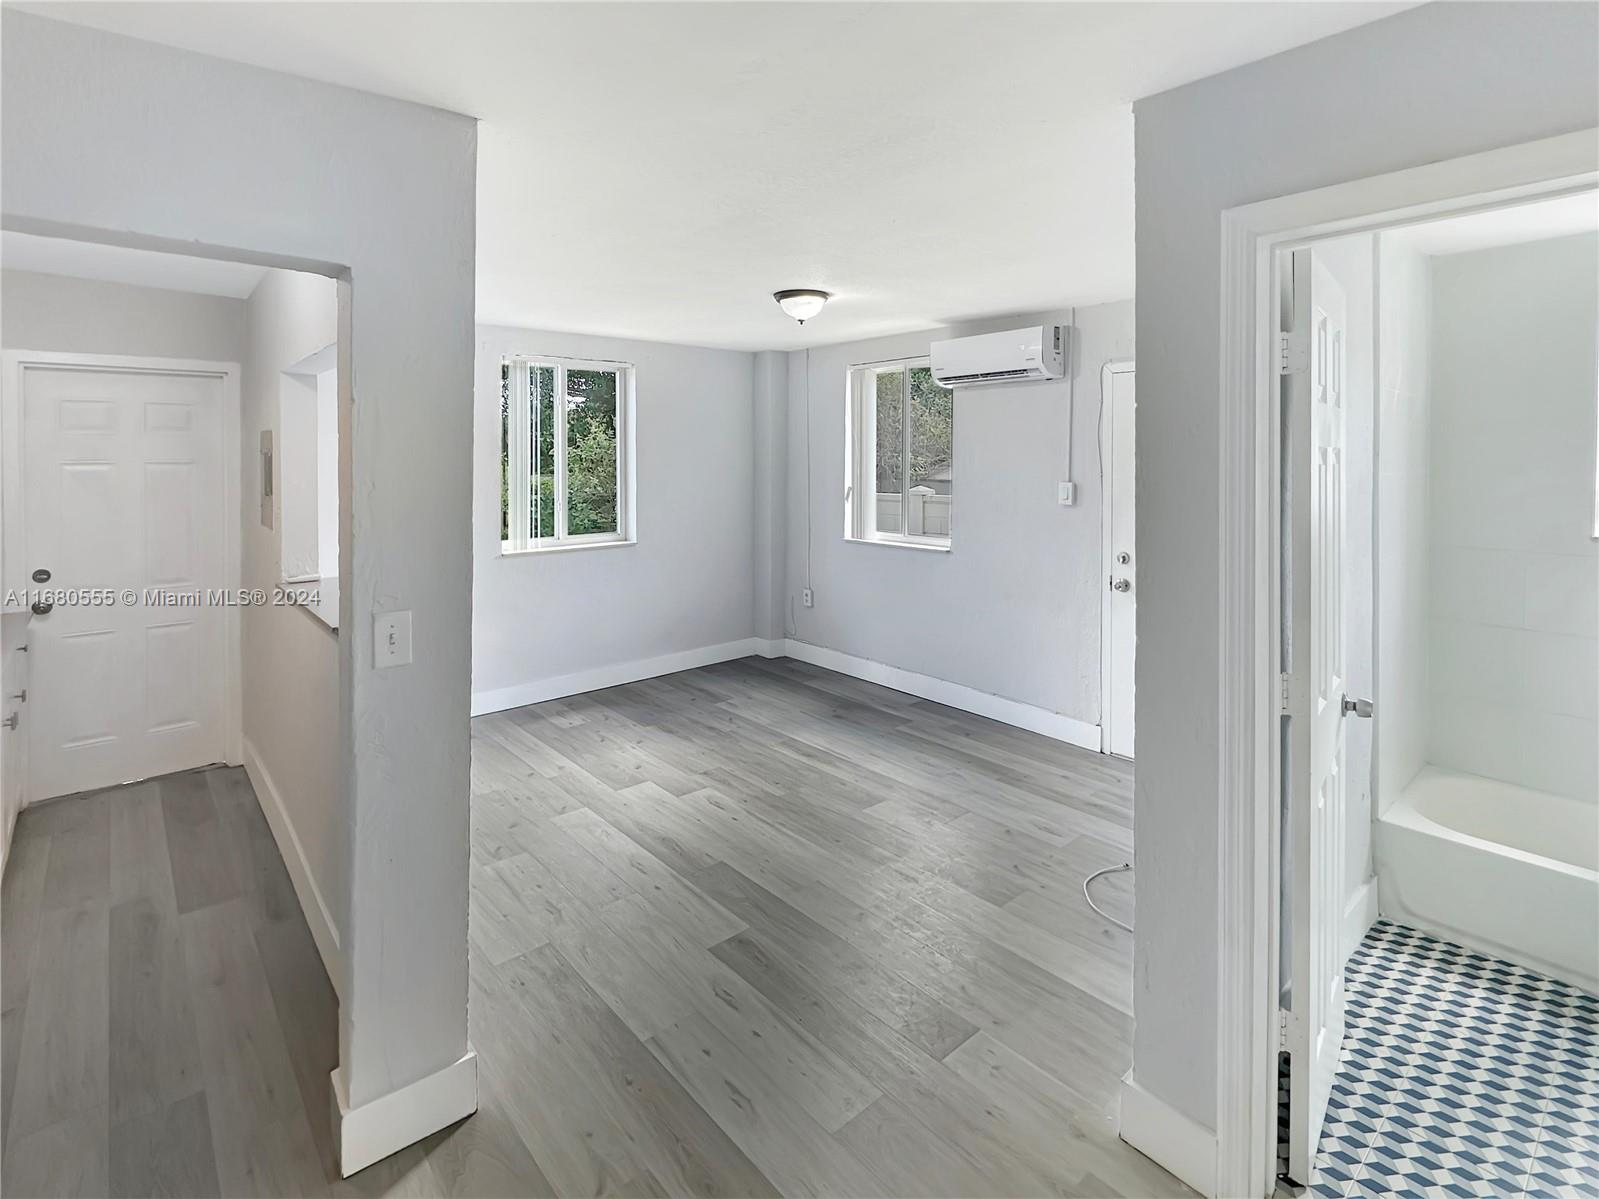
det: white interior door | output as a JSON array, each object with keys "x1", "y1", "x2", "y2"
[
  {"x1": 1282, "y1": 249, "x2": 1350, "y2": 1185},
  {"x1": 19, "y1": 364, "x2": 229, "y2": 801},
  {"x1": 1102, "y1": 362, "x2": 1136, "y2": 759}
]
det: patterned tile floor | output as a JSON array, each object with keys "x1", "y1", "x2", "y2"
[{"x1": 1310, "y1": 921, "x2": 1598, "y2": 1199}]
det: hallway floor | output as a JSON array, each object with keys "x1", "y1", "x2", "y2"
[
  {"x1": 1310, "y1": 920, "x2": 1599, "y2": 1199},
  {"x1": 2, "y1": 656, "x2": 1189, "y2": 1196}
]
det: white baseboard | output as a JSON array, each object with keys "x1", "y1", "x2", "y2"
[
  {"x1": 1118, "y1": 1072, "x2": 1218, "y2": 1198},
  {"x1": 470, "y1": 637, "x2": 769, "y2": 716},
  {"x1": 242, "y1": 737, "x2": 343, "y2": 997},
  {"x1": 780, "y1": 639, "x2": 1103, "y2": 751},
  {"x1": 332, "y1": 1049, "x2": 477, "y2": 1177},
  {"x1": 470, "y1": 634, "x2": 1102, "y2": 751},
  {"x1": 1342, "y1": 877, "x2": 1379, "y2": 961}
]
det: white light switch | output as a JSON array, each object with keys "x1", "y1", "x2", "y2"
[
  {"x1": 1058, "y1": 481, "x2": 1076, "y2": 506},
  {"x1": 374, "y1": 610, "x2": 412, "y2": 668}
]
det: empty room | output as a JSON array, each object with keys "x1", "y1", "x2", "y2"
[{"x1": 2, "y1": 4, "x2": 1596, "y2": 1199}]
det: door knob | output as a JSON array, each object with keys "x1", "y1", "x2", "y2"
[
  {"x1": 1110, "y1": 577, "x2": 1131, "y2": 593},
  {"x1": 1342, "y1": 695, "x2": 1374, "y2": 718},
  {"x1": 30, "y1": 600, "x2": 52, "y2": 616},
  {"x1": 2, "y1": 712, "x2": 17, "y2": 731}
]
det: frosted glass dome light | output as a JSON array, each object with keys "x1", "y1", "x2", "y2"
[{"x1": 773, "y1": 288, "x2": 831, "y2": 325}]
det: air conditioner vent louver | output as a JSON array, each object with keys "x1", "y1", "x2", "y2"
[{"x1": 930, "y1": 325, "x2": 1068, "y2": 389}]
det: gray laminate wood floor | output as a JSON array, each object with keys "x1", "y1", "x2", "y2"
[{"x1": 2, "y1": 656, "x2": 1190, "y2": 1198}]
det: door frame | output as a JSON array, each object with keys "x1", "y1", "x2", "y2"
[
  {"x1": 1, "y1": 349, "x2": 244, "y2": 797},
  {"x1": 1214, "y1": 129, "x2": 1598, "y2": 1198},
  {"x1": 1099, "y1": 358, "x2": 1136, "y2": 759}
]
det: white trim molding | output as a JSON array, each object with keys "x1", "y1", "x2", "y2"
[
  {"x1": 781, "y1": 639, "x2": 1102, "y2": 751},
  {"x1": 332, "y1": 1048, "x2": 477, "y2": 1177},
  {"x1": 471, "y1": 637, "x2": 773, "y2": 716},
  {"x1": 1215, "y1": 130, "x2": 1598, "y2": 1199},
  {"x1": 243, "y1": 736, "x2": 343, "y2": 995},
  {"x1": 1119, "y1": 1072, "x2": 1218, "y2": 1198},
  {"x1": 471, "y1": 635, "x2": 1099, "y2": 749}
]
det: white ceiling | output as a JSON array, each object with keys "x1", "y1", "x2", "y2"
[
  {"x1": 1, "y1": 230, "x2": 268, "y2": 298},
  {"x1": 20, "y1": 2, "x2": 1412, "y2": 349},
  {"x1": 1387, "y1": 191, "x2": 1599, "y2": 257}
]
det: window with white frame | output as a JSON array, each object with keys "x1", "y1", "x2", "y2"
[
  {"x1": 501, "y1": 356, "x2": 633, "y2": 552},
  {"x1": 846, "y1": 359, "x2": 955, "y2": 546}
]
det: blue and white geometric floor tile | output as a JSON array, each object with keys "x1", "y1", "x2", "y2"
[{"x1": 1308, "y1": 920, "x2": 1598, "y2": 1199}]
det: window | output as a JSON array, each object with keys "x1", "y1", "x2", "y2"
[
  {"x1": 279, "y1": 341, "x2": 338, "y2": 585},
  {"x1": 501, "y1": 355, "x2": 633, "y2": 552},
  {"x1": 847, "y1": 359, "x2": 954, "y2": 547}
]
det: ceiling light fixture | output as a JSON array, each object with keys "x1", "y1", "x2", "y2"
[{"x1": 773, "y1": 288, "x2": 831, "y2": 325}]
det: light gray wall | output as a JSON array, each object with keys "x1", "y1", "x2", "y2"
[
  {"x1": 2, "y1": 268, "x2": 246, "y2": 361},
  {"x1": 752, "y1": 350, "x2": 789, "y2": 643},
  {"x1": 1376, "y1": 237, "x2": 1433, "y2": 810},
  {"x1": 1427, "y1": 233, "x2": 1598, "y2": 801},
  {"x1": 782, "y1": 301, "x2": 1133, "y2": 723},
  {"x1": 241, "y1": 269, "x2": 342, "y2": 970},
  {"x1": 472, "y1": 326, "x2": 757, "y2": 705},
  {"x1": 2, "y1": 9, "x2": 478, "y2": 1119},
  {"x1": 1133, "y1": 0, "x2": 1598, "y2": 1130},
  {"x1": 1313, "y1": 234, "x2": 1378, "y2": 943}
]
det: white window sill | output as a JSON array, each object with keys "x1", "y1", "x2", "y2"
[
  {"x1": 844, "y1": 535, "x2": 951, "y2": 554},
  {"x1": 287, "y1": 575, "x2": 339, "y2": 633},
  {"x1": 500, "y1": 538, "x2": 636, "y2": 558}
]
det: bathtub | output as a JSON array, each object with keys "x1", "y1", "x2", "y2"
[{"x1": 1376, "y1": 766, "x2": 1598, "y2": 995}]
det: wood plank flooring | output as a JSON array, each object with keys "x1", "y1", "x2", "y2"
[{"x1": 2, "y1": 656, "x2": 1189, "y2": 1197}]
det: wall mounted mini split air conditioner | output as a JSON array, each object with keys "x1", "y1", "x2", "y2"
[{"x1": 930, "y1": 324, "x2": 1067, "y2": 387}]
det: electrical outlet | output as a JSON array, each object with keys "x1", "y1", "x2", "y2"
[
  {"x1": 374, "y1": 610, "x2": 412, "y2": 668},
  {"x1": 801, "y1": 588, "x2": 814, "y2": 608}
]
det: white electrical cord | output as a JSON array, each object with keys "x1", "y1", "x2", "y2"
[{"x1": 1083, "y1": 861, "x2": 1133, "y2": 933}]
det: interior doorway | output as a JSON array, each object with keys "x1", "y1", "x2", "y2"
[
  {"x1": 2, "y1": 351, "x2": 241, "y2": 801},
  {"x1": 1101, "y1": 359, "x2": 1137, "y2": 760},
  {"x1": 1212, "y1": 130, "x2": 1598, "y2": 1199},
  {"x1": 1268, "y1": 184, "x2": 1598, "y2": 1195}
]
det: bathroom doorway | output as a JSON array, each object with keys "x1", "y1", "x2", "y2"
[{"x1": 1274, "y1": 189, "x2": 1598, "y2": 1196}]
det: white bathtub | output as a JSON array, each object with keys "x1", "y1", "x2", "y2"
[{"x1": 1376, "y1": 766, "x2": 1598, "y2": 995}]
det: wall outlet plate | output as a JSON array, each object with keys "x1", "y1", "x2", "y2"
[
  {"x1": 801, "y1": 588, "x2": 814, "y2": 608},
  {"x1": 1058, "y1": 481, "x2": 1076, "y2": 506}
]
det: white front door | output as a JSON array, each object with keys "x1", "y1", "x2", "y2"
[
  {"x1": 1282, "y1": 249, "x2": 1351, "y2": 1184},
  {"x1": 1102, "y1": 362, "x2": 1136, "y2": 759},
  {"x1": 17, "y1": 364, "x2": 229, "y2": 801}
]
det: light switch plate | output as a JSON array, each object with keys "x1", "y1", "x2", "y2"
[
  {"x1": 374, "y1": 610, "x2": 412, "y2": 668},
  {"x1": 1058, "y1": 481, "x2": 1076, "y2": 506}
]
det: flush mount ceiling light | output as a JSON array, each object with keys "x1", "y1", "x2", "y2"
[{"x1": 773, "y1": 288, "x2": 831, "y2": 325}]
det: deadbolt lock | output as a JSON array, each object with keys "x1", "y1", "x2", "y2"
[
  {"x1": 31, "y1": 568, "x2": 50, "y2": 583},
  {"x1": 1116, "y1": 552, "x2": 1131, "y2": 566}
]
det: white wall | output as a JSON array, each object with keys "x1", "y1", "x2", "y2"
[
  {"x1": 1312, "y1": 235, "x2": 1379, "y2": 952},
  {"x1": 3, "y1": 9, "x2": 479, "y2": 1147},
  {"x1": 1132, "y1": 0, "x2": 1598, "y2": 1132},
  {"x1": 241, "y1": 268, "x2": 343, "y2": 976},
  {"x1": 472, "y1": 326, "x2": 757, "y2": 711},
  {"x1": 1426, "y1": 233, "x2": 1598, "y2": 801},
  {"x1": 781, "y1": 302, "x2": 1133, "y2": 731},
  {"x1": 0, "y1": 269, "x2": 248, "y2": 860},
  {"x1": 1376, "y1": 238, "x2": 1434, "y2": 810},
  {"x1": 2, "y1": 268, "x2": 247, "y2": 360}
]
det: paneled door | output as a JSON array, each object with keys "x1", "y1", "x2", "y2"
[
  {"x1": 18, "y1": 363, "x2": 229, "y2": 801},
  {"x1": 1101, "y1": 361, "x2": 1137, "y2": 759},
  {"x1": 1281, "y1": 249, "x2": 1352, "y2": 1186}
]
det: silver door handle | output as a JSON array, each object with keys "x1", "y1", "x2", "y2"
[
  {"x1": 30, "y1": 600, "x2": 52, "y2": 616},
  {"x1": 1342, "y1": 695, "x2": 1373, "y2": 718},
  {"x1": 2, "y1": 712, "x2": 17, "y2": 731},
  {"x1": 1110, "y1": 577, "x2": 1131, "y2": 593}
]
